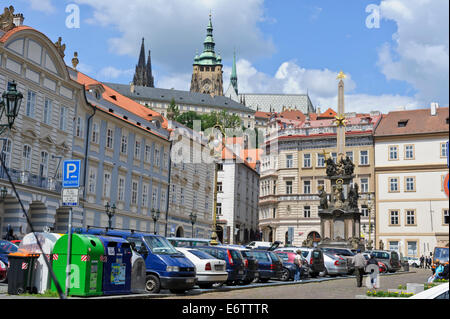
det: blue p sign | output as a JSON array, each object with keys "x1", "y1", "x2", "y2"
[{"x1": 63, "y1": 160, "x2": 81, "y2": 188}]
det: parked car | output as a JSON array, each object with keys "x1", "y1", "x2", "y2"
[
  {"x1": 0, "y1": 240, "x2": 18, "y2": 283},
  {"x1": 175, "y1": 247, "x2": 228, "y2": 289},
  {"x1": 77, "y1": 228, "x2": 197, "y2": 294},
  {"x1": 221, "y1": 246, "x2": 259, "y2": 285},
  {"x1": 320, "y1": 253, "x2": 348, "y2": 277},
  {"x1": 320, "y1": 247, "x2": 355, "y2": 274},
  {"x1": 245, "y1": 241, "x2": 273, "y2": 250},
  {"x1": 244, "y1": 250, "x2": 283, "y2": 283},
  {"x1": 274, "y1": 251, "x2": 309, "y2": 280},
  {"x1": 167, "y1": 237, "x2": 221, "y2": 247},
  {"x1": 297, "y1": 247, "x2": 326, "y2": 278},
  {"x1": 365, "y1": 250, "x2": 401, "y2": 273},
  {"x1": 405, "y1": 256, "x2": 420, "y2": 268},
  {"x1": 192, "y1": 246, "x2": 246, "y2": 285},
  {"x1": 363, "y1": 253, "x2": 388, "y2": 273}
]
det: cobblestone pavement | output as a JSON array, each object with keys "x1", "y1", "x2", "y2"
[{"x1": 162, "y1": 268, "x2": 433, "y2": 299}]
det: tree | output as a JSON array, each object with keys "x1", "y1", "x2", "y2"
[
  {"x1": 175, "y1": 111, "x2": 202, "y2": 129},
  {"x1": 166, "y1": 98, "x2": 180, "y2": 120}
]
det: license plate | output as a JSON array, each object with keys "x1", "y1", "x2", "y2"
[{"x1": 187, "y1": 278, "x2": 194, "y2": 283}]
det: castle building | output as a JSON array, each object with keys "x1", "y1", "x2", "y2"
[{"x1": 190, "y1": 15, "x2": 224, "y2": 97}]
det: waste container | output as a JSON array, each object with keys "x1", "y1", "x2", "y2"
[
  {"x1": 7, "y1": 251, "x2": 40, "y2": 295},
  {"x1": 130, "y1": 249, "x2": 146, "y2": 294},
  {"x1": 95, "y1": 235, "x2": 132, "y2": 295},
  {"x1": 18, "y1": 232, "x2": 61, "y2": 294},
  {"x1": 51, "y1": 234, "x2": 104, "y2": 297}
]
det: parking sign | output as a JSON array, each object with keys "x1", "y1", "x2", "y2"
[{"x1": 63, "y1": 160, "x2": 81, "y2": 188}]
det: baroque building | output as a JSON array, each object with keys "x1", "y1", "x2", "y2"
[{"x1": 190, "y1": 15, "x2": 224, "y2": 97}]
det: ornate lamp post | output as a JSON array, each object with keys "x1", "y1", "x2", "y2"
[
  {"x1": 151, "y1": 208, "x2": 160, "y2": 235},
  {"x1": 364, "y1": 193, "x2": 374, "y2": 250},
  {"x1": 189, "y1": 212, "x2": 197, "y2": 238},
  {"x1": 105, "y1": 202, "x2": 116, "y2": 229},
  {"x1": 210, "y1": 123, "x2": 226, "y2": 245},
  {"x1": 0, "y1": 81, "x2": 24, "y2": 136}
]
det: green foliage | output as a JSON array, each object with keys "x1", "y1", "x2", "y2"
[
  {"x1": 18, "y1": 290, "x2": 60, "y2": 298},
  {"x1": 173, "y1": 109, "x2": 242, "y2": 131},
  {"x1": 366, "y1": 290, "x2": 414, "y2": 298},
  {"x1": 167, "y1": 98, "x2": 180, "y2": 120},
  {"x1": 175, "y1": 111, "x2": 202, "y2": 129}
]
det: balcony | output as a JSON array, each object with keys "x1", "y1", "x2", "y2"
[{"x1": 0, "y1": 168, "x2": 62, "y2": 193}]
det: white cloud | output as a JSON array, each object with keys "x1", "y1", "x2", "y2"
[
  {"x1": 24, "y1": 0, "x2": 56, "y2": 13},
  {"x1": 377, "y1": 0, "x2": 449, "y2": 105},
  {"x1": 72, "y1": 0, "x2": 275, "y2": 72},
  {"x1": 97, "y1": 66, "x2": 134, "y2": 81}
]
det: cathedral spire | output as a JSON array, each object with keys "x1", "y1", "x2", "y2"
[
  {"x1": 138, "y1": 38, "x2": 146, "y2": 68},
  {"x1": 133, "y1": 38, "x2": 155, "y2": 87},
  {"x1": 146, "y1": 49, "x2": 155, "y2": 88},
  {"x1": 230, "y1": 50, "x2": 238, "y2": 95}
]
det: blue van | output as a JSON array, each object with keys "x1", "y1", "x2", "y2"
[{"x1": 74, "y1": 228, "x2": 196, "y2": 294}]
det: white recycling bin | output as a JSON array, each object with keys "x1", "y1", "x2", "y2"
[
  {"x1": 18, "y1": 232, "x2": 61, "y2": 294},
  {"x1": 130, "y1": 250, "x2": 146, "y2": 294}
]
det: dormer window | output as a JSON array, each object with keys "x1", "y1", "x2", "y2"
[
  {"x1": 398, "y1": 120, "x2": 408, "y2": 127},
  {"x1": 110, "y1": 95, "x2": 117, "y2": 101},
  {"x1": 446, "y1": 118, "x2": 449, "y2": 124}
]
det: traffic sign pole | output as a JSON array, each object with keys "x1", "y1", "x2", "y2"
[{"x1": 65, "y1": 206, "x2": 73, "y2": 297}]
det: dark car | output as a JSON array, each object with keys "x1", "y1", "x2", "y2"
[
  {"x1": 0, "y1": 240, "x2": 19, "y2": 283},
  {"x1": 298, "y1": 248, "x2": 326, "y2": 278},
  {"x1": 245, "y1": 250, "x2": 283, "y2": 283},
  {"x1": 193, "y1": 246, "x2": 246, "y2": 285},
  {"x1": 226, "y1": 247, "x2": 259, "y2": 285},
  {"x1": 275, "y1": 251, "x2": 309, "y2": 281},
  {"x1": 320, "y1": 247, "x2": 355, "y2": 274}
]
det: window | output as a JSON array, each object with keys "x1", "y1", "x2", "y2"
[
  {"x1": 389, "y1": 241, "x2": 399, "y2": 252},
  {"x1": 26, "y1": 90, "x2": 36, "y2": 117},
  {"x1": 405, "y1": 177, "x2": 416, "y2": 192},
  {"x1": 22, "y1": 144, "x2": 32, "y2": 172},
  {"x1": 389, "y1": 177, "x2": 399, "y2": 192},
  {"x1": 59, "y1": 106, "x2": 67, "y2": 131},
  {"x1": 106, "y1": 128, "x2": 114, "y2": 149},
  {"x1": 75, "y1": 116, "x2": 83, "y2": 138},
  {"x1": 142, "y1": 184, "x2": 148, "y2": 207},
  {"x1": 303, "y1": 154, "x2": 311, "y2": 168},
  {"x1": 361, "y1": 205, "x2": 369, "y2": 217},
  {"x1": 135, "y1": 140, "x2": 141, "y2": 159},
  {"x1": 404, "y1": 145, "x2": 414, "y2": 160},
  {"x1": 217, "y1": 163, "x2": 223, "y2": 171},
  {"x1": 441, "y1": 142, "x2": 448, "y2": 158},
  {"x1": 286, "y1": 181, "x2": 293, "y2": 194},
  {"x1": 397, "y1": 120, "x2": 408, "y2": 127},
  {"x1": 161, "y1": 190, "x2": 166, "y2": 210},
  {"x1": 346, "y1": 151, "x2": 353, "y2": 162},
  {"x1": 180, "y1": 188, "x2": 184, "y2": 205},
  {"x1": 407, "y1": 241, "x2": 417, "y2": 257},
  {"x1": 43, "y1": 98, "x2": 52, "y2": 125},
  {"x1": 91, "y1": 122, "x2": 99, "y2": 144},
  {"x1": 286, "y1": 154, "x2": 293, "y2": 168},
  {"x1": 131, "y1": 181, "x2": 138, "y2": 205},
  {"x1": 171, "y1": 185, "x2": 177, "y2": 203},
  {"x1": 406, "y1": 210, "x2": 416, "y2": 225},
  {"x1": 304, "y1": 206, "x2": 311, "y2": 218},
  {"x1": 360, "y1": 178, "x2": 369, "y2": 193},
  {"x1": 216, "y1": 203, "x2": 222, "y2": 216},
  {"x1": 88, "y1": 168, "x2": 97, "y2": 194},
  {"x1": 303, "y1": 180, "x2": 311, "y2": 194},
  {"x1": 121, "y1": 134, "x2": 128, "y2": 154},
  {"x1": 390, "y1": 210, "x2": 399, "y2": 225},
  {"x1": 217, "y1": 182, "x2": 223, "y2": 192},
  {"x1": 317, "y1": 154, "x2": 325, "y2": 167},
  {"x1": 443, "y1": 209, "x2": 449, "y2": 225},
  {"x1": 103, "y1": 173, "x2": 111, "y2": 198},
  {"x1": 389, "y1": 146, "x2": 398, "y2": 161},
  {"x1": 145, "y1": 145, "x2": 151, "y2": 163},
  {"x1": 39, "y1": 151, "x2": 49, "y2": 177},
  {"x1": 360, "y1": 150, "x2": 369, "y2": 165},
  {"x1": 114, "y1": 177, "x2": 124, "y2": 202},
  {"x1": 1, "y1": 139, "x2": 12, "y2": 168},
  {"x1": 154, "y1": 148, "x2": 160, "y2": 167},
  {"x1": 151, "y1": 186, "x2": 158, "y2": 208}
]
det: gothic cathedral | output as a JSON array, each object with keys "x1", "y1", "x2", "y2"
[{"x1": 190, "y1": 14, "x2": 224, "y2": 97}]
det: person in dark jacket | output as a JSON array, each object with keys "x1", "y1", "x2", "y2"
[{"x1": 367, "y1": 254, "x2": 379, "y2": 266}]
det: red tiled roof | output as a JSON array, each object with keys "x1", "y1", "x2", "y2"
[{"x1": 0, "y1": 25, "x2": 33, "y2": 43}]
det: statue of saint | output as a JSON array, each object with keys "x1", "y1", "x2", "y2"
[
  {"x1": 326, "y1": 157, "x2": 337, "y2": 177},
  {"x1": 318, "y1": 186, "x2": 328, "y2": 209},
  {"x1": 344, "y1": 156, "x2": 355, "y2": 176}
]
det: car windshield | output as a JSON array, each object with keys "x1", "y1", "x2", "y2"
[
  {"x1": 229, "y1": 250, "x2": 243, "y2": 262},
  {"x1": 276, "y1": 253, "x2": 290, "y2": 261},
  {"x1": 188, "y1": 249, "x2": 215, "y2": 260},
  {"x1": 0, "y1": 241, "x2": 18, "y2": 254},
  {"x1": 249, "y1": 251, "x2": 271, "y2": 262},
  {"x1": 372, "y1": 251, "x2": 390, "y2": 259},
  {"x1": 434, "y1": 247, "x2": 449, "y2": 263},
  {"x1": 269, "y1": 252, "x2": 282, "y2": 262},
  {"x1": 143, "y1": 236, "x2": 179, "y2": 255}
]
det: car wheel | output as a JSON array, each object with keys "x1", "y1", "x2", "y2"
[
  {"x1": 319, "y1": 269, "x2": 328, "y2": 277},
  {"x1": 280, "y1": 268, "x2": 290, "y2": 281},
  {"x1": 145, "y1": 274, "x2": 161, "y2": 293},
  {"x1": 0, "y1": 273, "x2": 7, "y2": 284}
]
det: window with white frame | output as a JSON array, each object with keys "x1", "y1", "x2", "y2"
[
  {"x1": 286, "y1": 181, "x2": 293, "y2": 194},
  {"x1": 332, "y1": 152, "x2": 337, "y2": 164},
  {"x1": 91, "y1": 122, "x2": 99, "y2": 144},
  {"x1": 155, "y1": 148, "x2": 160, "y2": 167},
  {"x1": 59, "y1": 106, "x2": 67, "y2": 131},
  {"x1": 2, "y1": 139, "x2": 12, "y2": 168},
  {"x1": 304, "y1": 206, "x2": 311, "y2": 218},
  {"x1": 121, "y1": 134, "x2": 128, "y2": 154},
  {"x1": 389, "y1": 146, "x2": 398, "y2": 160},
  {"x1": 441, "y1": 142, "x2": 448, "y2": 158},
  {"x1": 118, "y1": 177, "x2": 125, "y2": 201},
  {"x1": 389, "y1": 177, "x2": 399, "y2": 192},
  {"x1": 303, "y1": 180, "x2": 311, "y2": 194},
  {"x1": 22, "y1": 144, "x2": 32, "y2": 172},
  {"x1": 360, "y1": 178, "x2": 369, "y2": 193},
  {"x1": 161, "y1": 189, "x2": 166, "y2": 210},
  {"x1": 88, "y1": 168, "x2": 97, "y2": 194},
  {"x1": 361, "y1": 205, "x2": 369, "y2": 217},
  {"x1": 406, "y1": 210, "x2": 416, "y2": 225},
  {"x1": 317, "y1": 154, "x2": 325, "y2": 167},
  {"x1": 43, "y1": 98, "x2": 52, "y2": 125},
  {"x1": 145, "y1": 145, "x2": 151, "y2": 162},
  {"x1": 103, "y1": 173, "x2": 111, "y2": 198},
  {"x1": 286, "y1": 154, "x2": 293, "y2": 168},
  {"x1": 405, "y1": 177, "x2": 415, "y2": 192},
  {"x1": 303, "y1": 154, "x2": 311, "y2": 168},
  {"x1": 152, "y1": 187, "x2": 158, "y2": 207},
  {"x1": 389, "y1": 241, "x2": 399, "y2": 253},
  {"x1": 390, "y1": 210, "x2": 399, "y2": 225},
  {"x1": 142, "y1": 184, "x2": 148, "y2": 207},
  {"x1": 26, "y1": 90, "x2": 36, "y2": 117},
  {"x1": 405, "y1": 145, "x2": 414, "y2": 160},
  {"x1": 216, "y1": 202, "x2": 222, "y2": 216},
  {"x1": 131, "y1": 181, "x2": 138, "y2": 205},
  {"x1": 444, "y1": 209, "x2": 449, "y2": 225},
  {"x1": 75, "y1": 116, "x2": 83, "y2": 138},
  {"x1": 217, "y1": 182, "x2": 223, "y2": 192},
  {"x1": 360, "y1": 150, "x2": 369, "y2": 165},
  {"x1": 346, "y1": 151, "x2": 353, "y2": 162},
  {"x1": 106, "y1": 128, "x2": 114, "y2": 149},
  {"x1": 407, "y1": 241, "x2": 417, "y2": 256},
  {"x1": 39, "y1": 151, "x2": 49, "y2": 177},
  {"x1": 135, "y1": 140, "x2": 141, "y2": 159}
]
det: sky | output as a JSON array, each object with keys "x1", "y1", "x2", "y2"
[{"x1": 11, "y1": 0, "x2": 449, "y2": 114}]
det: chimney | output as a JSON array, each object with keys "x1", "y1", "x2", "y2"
[
  {"x1": 431, "y1": 102, "x2": 439, "y2": 116},
  {"x1": 13, "y1": 13, "x2": 25, "y2": 27},
  {"x1": 130, "y1": 82, "x2": 135, "y2": 94}
]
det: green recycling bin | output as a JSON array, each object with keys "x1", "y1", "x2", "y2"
[{"x1": 50, "y1": 234, "x2": 104, "y2": 297}]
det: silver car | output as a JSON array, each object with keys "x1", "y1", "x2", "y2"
[{"x1": 320, "y1": 253, "x2": 348, "y2": 277}]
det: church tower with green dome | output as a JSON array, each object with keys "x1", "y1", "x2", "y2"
[{"x1": 190, "y1": 13, "x2": 224, "y2": 96}]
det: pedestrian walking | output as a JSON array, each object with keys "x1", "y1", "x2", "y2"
[
  {"x1": 420, "y1": 255, "x2": 425, "y2": 268},
  {"x1": 294, "y1": 250, "x2": 302, "y2": 281},
  {"x1": 352, "y1": 249, "x2": 367, "y2": 287}
]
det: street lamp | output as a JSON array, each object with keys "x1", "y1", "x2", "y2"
[
  {"x1": 364, "y1": 193, "x2": 374, "y2": 250},
  {"x1": 0, "y1": 81, "x2": 24, "y2": 136},
  {"x1": 151, "y1": 208, "x2": 160, "y2": 235},
  {"x1": 210, "y1": 123, "x2": 226, "y2": 245},
  {"x1": 189, "y1": 212, "x2": 197, "y2": 238},
  {"x1": 105, "y1": 202, "x2": 116, "y2": 229}
]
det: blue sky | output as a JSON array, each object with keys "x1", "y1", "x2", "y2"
[{"x1": 12, "y1": 0, "x2": 449, "y2": 113}]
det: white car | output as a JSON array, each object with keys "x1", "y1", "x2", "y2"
[
  {"x1": 176, "y1": 247, "x2": 228, "y2": 289},
  {"x1": 409, "y1": 283, "x2": 449, "y2": 299},
  {"x1": 406, "y1": 257, "x2": 420, "y2": 268}
]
